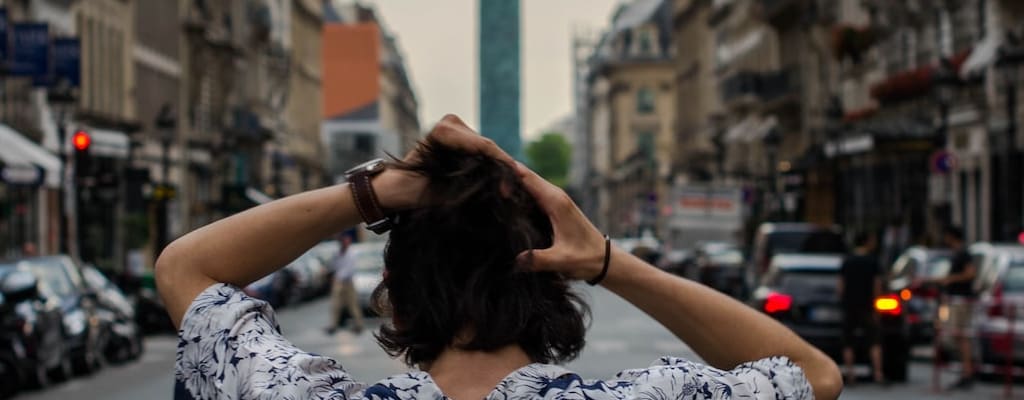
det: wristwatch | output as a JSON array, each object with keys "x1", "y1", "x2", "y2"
[{"x1": 345, "y1": 158, "x2": 393, "y2": 234}]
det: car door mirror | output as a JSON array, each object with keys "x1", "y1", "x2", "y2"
[{"x1": 0, "y1": 270, "x2": 39, "y2": 303}]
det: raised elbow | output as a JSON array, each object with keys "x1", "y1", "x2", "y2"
[
  {"x1": 154, "y1": 238, "x2": 188, "y2": 298},
  {"x1": 812, "y1": 359, "x2": 844, "y2": 400}
]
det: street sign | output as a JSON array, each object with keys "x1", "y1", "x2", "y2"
[
  {"x1": 0, "y1": 8, "x2": 9, "y2": 63},
  {"x1": 929, "y1": 150, "x2": 956, "y2": 174},
  {"x1": 52, "y1": 38, "x2": 80, "y2": 87},
  {"x1": 1, "y1": 164, "x2": 44, "y2": 187},
  {"x1": 10, "y1": 23, "x2": 49, "y2": 86}
]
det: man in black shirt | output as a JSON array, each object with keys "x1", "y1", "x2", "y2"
[
  {"x1": 937, "y1": 226, "x2": 976, "y2": 389},
  {"x1": 838, "y1": 232, "x2": 883, "y2": 384}
]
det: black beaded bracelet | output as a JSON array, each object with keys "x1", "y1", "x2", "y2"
[{"x1": 587, "y1": 235, "x2": 612, "y2": 286}]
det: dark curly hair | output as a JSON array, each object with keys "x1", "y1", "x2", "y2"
[{"x1": 371, "y1": 137, "x2": 589, "y2": 367}]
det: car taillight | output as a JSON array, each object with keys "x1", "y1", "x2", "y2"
[
  {"x1": 764, "y1": 292, "x2": 792, "y2": 314},
  {"x1": 988, "y1": 282, "x2": 1005, "y2": 317},
  {"x1": 875, "y1": 295, "x2": 902, "y2": 316}
]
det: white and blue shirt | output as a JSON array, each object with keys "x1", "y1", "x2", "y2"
[{"x1": 175, "y1": 284, "x2": 814, "y2": 399}]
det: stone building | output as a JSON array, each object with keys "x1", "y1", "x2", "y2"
[{"x1": 584, "y1": 0, "x2": 676, "y2": 237}]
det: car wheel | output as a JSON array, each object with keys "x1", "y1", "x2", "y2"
[{"x1": 29, "y1": 361, "x2": 51, "y2": 389}]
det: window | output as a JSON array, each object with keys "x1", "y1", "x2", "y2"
[
  {"x1": 636, "y1": 87, "x2": 655, "y2": 113},
  {"x1": 353, "y1": 134, "x2": 376, "y2": 154},
  {"x1": 637, "y1": 131, "x2": 655, "y2": 158},
  {"x1": 638, "y1": 29, "x2": 653, "y2": 56}
]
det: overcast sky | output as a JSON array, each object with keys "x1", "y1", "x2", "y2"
[{"x1": 364, "y1": 0, "x2": 622, "y2": 140}]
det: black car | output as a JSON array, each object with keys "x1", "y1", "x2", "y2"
[
  {"x1": 747, "y1": 223, "x2": 847, "y2": 292},
  {"x1": 81, "y1": 266, "x2": 143, "y2": 362},
  {"x1": 750, "y1": 253, "x2": 910, "y2": 382},
  {"x1": 21, "y1": 256, "x2": 107, "y2": 374},
  {"x1": 885, "y1": 246, "x2": 951, "y2": 344},
  {"x1": 0, "y1": 265, "x2": 71, "y2": 391}
]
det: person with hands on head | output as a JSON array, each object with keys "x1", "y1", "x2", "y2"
[{"x1": 157, "y1": 114, "x2": 842, "y2": 400}]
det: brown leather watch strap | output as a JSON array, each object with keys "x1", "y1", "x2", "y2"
[{"x1": 349, "y1": 173, "x2": 391, "y2": 233}]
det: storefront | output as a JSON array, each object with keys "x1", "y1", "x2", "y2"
[{"x1": 0, "y1": 123, "x2": 62, "y2": 257}]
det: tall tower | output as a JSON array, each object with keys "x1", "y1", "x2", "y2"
[{"x1": 478, "y1": 0, "x2": 522, "y2": 160}]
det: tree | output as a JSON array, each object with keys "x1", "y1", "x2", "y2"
[{"x1": 525, "y1": 133, "x2": 571, "y2": 188}]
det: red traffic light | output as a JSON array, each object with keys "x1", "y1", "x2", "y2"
[{"x1": 72, "y1": 131, "x2": 91, "y2": 151}]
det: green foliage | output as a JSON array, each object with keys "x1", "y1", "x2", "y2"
[{"x1": 525, "y1": 133, "x2": 571, "y2": 188}]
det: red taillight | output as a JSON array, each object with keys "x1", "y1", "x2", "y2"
[
  {"x1": 764, "y1": 292, "x2": 792, "y2": 314},
  {"x1": 875, "y1": 295, "x2": 902, "y2": 316}
]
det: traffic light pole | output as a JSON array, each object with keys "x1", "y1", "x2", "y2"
[{"x1": 57, "y1": 114, "x2": 69, "y2": 254}]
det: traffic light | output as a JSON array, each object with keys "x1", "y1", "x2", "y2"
[
  {"x1": 72, "y1": 130, "x2": 91, "y2": 151},
  {"x1": 72, "y1": 130, "x2": 93, "y2": 180}
]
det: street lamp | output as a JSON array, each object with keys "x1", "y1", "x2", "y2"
[
  {"x1": 996, "y1": 43, "x2": 1024, "y2": 240},
  {"x1": 154, "y1": 104, "x2": 176, "y2": 254},
  {"x1": 762, "y1": 127, "x2": 781, "y2": 220},
  {"x1": 46, "y1": 78, "x2": 76, "y2": 255}
]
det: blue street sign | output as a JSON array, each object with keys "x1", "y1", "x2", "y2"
[
  {"x1": 52, "y1": 38, "x2": 80, "y2": 87},
  {"x1": 0, "y1": 8, "x2": 8, "y2": 63},
  {"x1": 11, "y1": 23, "x2": 49, "y2": 86}
]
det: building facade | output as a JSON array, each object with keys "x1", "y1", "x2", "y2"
[
  {"x1": 584, "y1": 0, "x2": 676, "y2": 237},
  {"x1": 322, "y1": 2, "x2": 420, "y2": 182},
  {"x1": 478, "y1": 0, "x2": 522, "y2": 160}
]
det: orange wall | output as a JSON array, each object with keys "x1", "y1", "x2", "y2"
[{"x1": 322, "y1": 23, "x2": 381, "y2": 119}]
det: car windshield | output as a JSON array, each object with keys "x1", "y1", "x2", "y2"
[
  {"x1": 709, "y1": 249, "x2": 743, "y2": 265},
  {"x1": 769, "y1": 231, "x2": 846, "y2": 254},
  {"x1": 1006, "y1": 262, "x2": 1024, "y2": 292},
  {"x1": 27, "y1": 258, "x2": 75, "y2": 298},
  {"x1": 925, "y1": 257, "x2": 952, "y2": 279},
  {"x1": 776, "y1": 269, "x2": 838, "y2": 293}
]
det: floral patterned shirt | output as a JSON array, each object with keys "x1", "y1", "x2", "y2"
[{"x1": 175, "y1": 284, "x2": 814, "y2": 400}]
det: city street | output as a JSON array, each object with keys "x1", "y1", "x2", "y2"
[{"x1": 10, "y1": 284, "x2": 1015, "y2": 400}]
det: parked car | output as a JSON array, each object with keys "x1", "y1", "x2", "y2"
[
  {"x1": 885, "y1": 246, "x2": 952, "y2": 344},
  {"x1": 750, "y1": 253, "x2": 910, "y2": 381},
  {"x1": 747, "y1": 223, "x2": 847, "y2": 291},
  {"x1": 20, "y1": 256, "x2": 107, "y2": 374},
  {"x1": 80, "y1": 266, "x2": 143, "y2": 363},
  {"x1": 0, "y1": 265, "x2": 70, "y2": 390},
  {"x1": 349, "y1": 242, "x2": 388, "y2": 313},
  {"x1": 970, "y1": 245, "x2": 1024, "y2": 375},
  {"x1": 692, "y1": 242, "x2": 745, "y2": 298},
  {"x1": 971, "y1": 242, "x2": 1024, "y2": 294},
  {"x1": 244, "y1": 270, "x2": 295, "y2": 309}
]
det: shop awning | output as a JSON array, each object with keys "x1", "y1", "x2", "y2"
[
  {"x1": 717, "y1": 28, "x2": 765, "y2": 66},
  {"x1": 746, "y1": 115, "x2": 778, "y2": 142},
  {"x1": 723, "y1": 115, "x2": 762, "y2": 143},
  {"x1": 245, "y1": 187, "x2": 275, "y2": 205},
  {"x1": 85, "y1": 127, "x2": 131, "y2": 159},
  {"x1": 0, "y1": 123, "x2": 62, "y2": 188},
  {"x1": 961, "y1": 33, "x2": 1001, "y2": 79}
]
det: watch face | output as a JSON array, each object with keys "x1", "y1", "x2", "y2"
[{"x1": 346, "y1": 159, "x2": 385, "y2": 176}]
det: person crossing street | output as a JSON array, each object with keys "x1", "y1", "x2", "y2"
[{"x1": 325, "y1": 234, "x2": 365, "y2": 335}]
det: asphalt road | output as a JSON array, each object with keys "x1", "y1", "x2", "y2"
[{"x1": 12, "y1": 284, "x2": 1018, "y2": 399}]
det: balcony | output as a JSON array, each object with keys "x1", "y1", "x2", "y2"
[{"x1": 719, "y1": 69, "x2": 799, "y2": 108}]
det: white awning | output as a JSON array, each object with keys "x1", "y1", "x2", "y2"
[
  {"x1": 961, "y1": 33, "x2": 1001, "y2": 79},
  {"x1": 717, "y1": 28, "x2": 765, "y2": 66},
  {"x1": 85, "y1": 128, "x2": 131, "y2": 159},
  {"x1": 0, "y1": 123, "x2": 62, "y2": 188},
  {"x1": 245, "y1": 187, "x2": 275, "y2": 205},
  {"x1": 746, "y1": 115, "x2": 778, "y2": 142},
  {"x1": 723, "y1": 115, "x2": 762, "y2": 143}
]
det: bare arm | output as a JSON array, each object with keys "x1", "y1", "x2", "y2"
[
  {"x1": 515, "y1": 166, "x2": 842, "y2": 400},
  {"x1": 156, "y1": 115, "x2": 506, "y2": 328}
]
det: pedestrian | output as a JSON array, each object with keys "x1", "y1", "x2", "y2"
[
  {"x1": 325, "y1": 234, "x2": 364, "y2": 335},
  {"x1": 934, "y1": 225, "x2": 977, "y2": 390},
  {"x1": 156, "y1": 115, "x2": 841, "y2": 400},
  {"x1": 837, "y1": 231, "x2": 884, "y2": 384},
  {"x1": 21, "y1": 242, "x2": 36, "y2": 257}
]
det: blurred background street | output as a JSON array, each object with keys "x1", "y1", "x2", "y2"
[{"x1": 1, "y1": 0, "x2": 1024, "y2": 398}]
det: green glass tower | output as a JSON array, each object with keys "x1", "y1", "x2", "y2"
[{"x1": 478, "y1": 0, "x2": 522, "y2": 160}]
